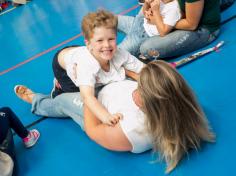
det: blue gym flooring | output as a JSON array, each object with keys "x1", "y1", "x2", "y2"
[{"x1": 0, "y1": 0, "x2": 236, "y2": 175}]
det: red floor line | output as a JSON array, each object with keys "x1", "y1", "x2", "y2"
[
  {"x1": 0, "y1": 4, "x2": 140, "y2": 76},
  {"x1": 0, "y1": 33, "x2": 83, "y2": 76},
  {"x1": 118, "y1": 4, "x2": 139, "y2": 15}
]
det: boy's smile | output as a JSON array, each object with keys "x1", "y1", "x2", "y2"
[{"x1": 86, "y1": 27, "x2": 117, "y2": 65}]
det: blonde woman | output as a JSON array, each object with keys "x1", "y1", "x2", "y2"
[
  {"x1": 14, "y1": 60, "x2": 214, "y2": 173},
  {"x1": 136, "y1": 61, "x2": 215, "y2": 172},
  {"x1": 84, "y1": 60, "x2": 215, "y2": 173}
]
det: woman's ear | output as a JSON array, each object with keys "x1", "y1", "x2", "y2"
[{"x1": 132, "y1": 89, "x2": 143, "y2": 108}]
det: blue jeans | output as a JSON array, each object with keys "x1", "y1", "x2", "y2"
[
  {"x1": 31, "y1": 93, "x2": 84, "y2": 129},
  {"x1": 118, "y1": 14, "x2": 149, "y2": 57},
  {"x1": 140, "y1": 28, "x2": 220, "y2": 60}
]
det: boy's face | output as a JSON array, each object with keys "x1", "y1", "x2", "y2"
[{"x1": 86, "y1": 27, "x2": 117, "y2": 62}]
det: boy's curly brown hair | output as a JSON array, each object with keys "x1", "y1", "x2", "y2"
[{"x1": 82, "y1": 10, "x2": 117, "y2": 41}]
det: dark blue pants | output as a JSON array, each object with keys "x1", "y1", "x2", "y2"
[
  {"x1": 52, "y1": 45, "x2": 80, "y2": 98},
  {"x1": 0, "y1": 107, "x2": 26, "y2": 176},
  {"x1": 0, "y1": 107, "x2": 28, "y2": 144}
]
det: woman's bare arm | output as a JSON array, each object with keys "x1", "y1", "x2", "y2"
[
  {"x1": 175, "y1": 0, "x2": 204, "y2": 30},
  {"x1": 125, "y1": 69, "x2": 139, "y2": 81},
  {"x1": 84, "y1": 105, "x2": 132, "y2": 151}
]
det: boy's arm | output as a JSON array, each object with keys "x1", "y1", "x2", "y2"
[
  {"x1": 80, "y1": 85, "x2": 122, "y2": 126},
  {"x1": 122, "y1": 50, "x2": 145, "y2": 78},
  {"x1": 84, "y1": 105, "x2": 132, "y2": 151},
  {"x1": 149, "y1": 0, "x2": 174, "y2": 36},
  {"x1": 125, "y1": 69, "x2": 139, "y2": 81}
]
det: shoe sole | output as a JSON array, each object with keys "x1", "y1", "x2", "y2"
[{"x1": 14, "y1": 85, "x2": 21, "y2": 94}]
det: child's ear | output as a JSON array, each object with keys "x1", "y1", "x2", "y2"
[{"x1": 84, "y1": 39, "x2": 89, "y2": 46}]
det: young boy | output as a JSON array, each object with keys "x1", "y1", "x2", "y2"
[
  {"x1": 118, "y1": 0, "x2": 181, "y2": 57},
  {"x1": 50, "y1": 10, "x2": 144, "y2": 125}
]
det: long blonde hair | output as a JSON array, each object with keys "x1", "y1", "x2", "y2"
[{"x1": 138, "y1": 61, "x2": 215, "y2": 173}]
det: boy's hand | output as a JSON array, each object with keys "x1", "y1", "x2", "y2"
[{"x1": 104, "y1": 113, "x2": 123, "y2": 126}]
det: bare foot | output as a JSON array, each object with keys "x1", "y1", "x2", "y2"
[{"x1": 14, "y1": 85, "x2": 35, "y2": 104}]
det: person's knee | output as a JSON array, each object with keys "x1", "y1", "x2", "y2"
[
  {"x1": 55, "y1": 93, "x2": 77, "y2": 109},
  {"x1": 55, "y1": 93, "x2": 83, "y2": 116}
]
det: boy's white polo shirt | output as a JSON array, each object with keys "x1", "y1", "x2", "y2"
[{"x1": 63, "y1": 46, "x2": 144, "y2": 88}]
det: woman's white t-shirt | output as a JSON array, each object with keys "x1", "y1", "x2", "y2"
[{"x1": 98, "y1": 80, "x2": 153, "y2": 153}]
